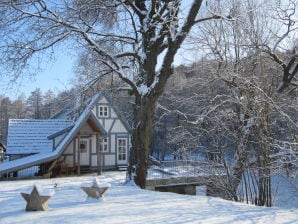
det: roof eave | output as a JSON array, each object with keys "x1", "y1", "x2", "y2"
[{"x1": 47, "y1": 125, "x2": 75, "y2": 140}]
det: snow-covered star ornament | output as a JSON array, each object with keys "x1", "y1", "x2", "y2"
[
  {"x1": 20, "y1": 185, "x2": 52, "y2": 211},
  {"x1": 81, "y1": 178, "x2": 110, "y2": 199}
]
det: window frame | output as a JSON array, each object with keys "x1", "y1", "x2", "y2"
[
  {"x1": 117, "y1": 138, "x2": 127, "y2": 161},
  {"x1": 98, "y1": 105, "x2": 109, "y2": 117},
  {"x1": 99, "y1": 137, "x2": 108, "y2": 152}
]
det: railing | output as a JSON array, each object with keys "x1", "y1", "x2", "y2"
[
  {"x1": 147, "y1": 160, "x2": 225, "y2": 180},
  {"x1": 0, "y1": 165, "x2": 47, "y2": 180}
]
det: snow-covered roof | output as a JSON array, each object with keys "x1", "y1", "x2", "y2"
[
  {"x1": 6, "y1": 119, "x2": 74, "y2": 155},
  {"x1": 0, "y1": 95, "x2": 106, "y2": 174}
]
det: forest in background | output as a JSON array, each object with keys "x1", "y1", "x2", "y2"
[
  {"x1": 0, "y1": 0, "x2": 297, "y2": 206},
  {"x1": 0, "y1": 54, "x2": 297, "y2": 206}
]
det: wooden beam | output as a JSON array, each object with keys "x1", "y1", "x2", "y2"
[
  {"x1": 77, "y1": 134, "x2": 81, "y2": 176},
  {"x1": 46, "y1": 160, "x2": 58, "y2": 175},
  {"x1": 96, "y1": 133, "x2": 102, "y2": 175}
]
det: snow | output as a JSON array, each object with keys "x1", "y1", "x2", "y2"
[
  {"x1": 7, "y1": 119, "x2": 74, "y2": 154},
  {"x1": 137, "y1": 83, "x2": 149, "y2": 95},
  {"x1": 0, "y1": 172, "x2": 297, "y2": 224},
  {"x1": 136, "y1": 76, "x2": 160, "y2": 96},
  {"x1": 0, "y1": 152, "x2": 56, "y2": 174},
  {"x1": 271, "y1": 175, "x2": 298, "y2": 208}
]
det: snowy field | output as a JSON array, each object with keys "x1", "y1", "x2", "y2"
[{"x1": 0, "y1": 171, "x2": 297, "y2": 224}]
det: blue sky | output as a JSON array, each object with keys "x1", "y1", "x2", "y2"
[
  {"x1": 0, "y1": 1, "x2": 202, "y2": 101},
  {"x1": 0, "y1": 46, "x2": 197, "y2": 100},
  {"x1": 0, "y1": 52, "x2": 74, "y2": 99}
]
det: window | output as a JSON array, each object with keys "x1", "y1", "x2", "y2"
[
  {"x1": 117, "y1": 139, "x2": 127, "y2": 161},
  {"x1": 99, "y1": 138, "x2": 108, "y2": 152},
  {"x1": 98, "y1": 106, "x2": 108, "y2": 117}
]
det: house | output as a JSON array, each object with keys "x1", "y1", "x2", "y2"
[{"x1": 0, "y1": 91, "x2": 131, "y2": 178}]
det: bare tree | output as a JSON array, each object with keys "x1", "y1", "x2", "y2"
[
  {"x1": 0, "y1": 0, "x2": 228, "y2": 188},
  {"x1": 43, "y1": 90, "x2": 57, "y2": 118},
  {"x1": 264, "y1": 0, "x2": 298, "y2": 92},
  {"x1": 26, "y1": 88, "x2": 43, "y2": 119},
  {"x1": 154, "y1": 0, "x2": 297, "y2": 205},
  {"x1": 0, "y1": 96, "x2": 11, "y2": 145},
  {"x1": 10, "y1": 94, "x2": 27, "y2": 119},
  {"x1": 156, "y1": 54, "x2": 297, "y2": 205}
]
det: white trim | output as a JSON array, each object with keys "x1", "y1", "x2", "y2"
[
  {"x1": 99, "y1": 137, "x2": 108, "y2": 152},
  {"x1": 117, "y1": 138, "x2": 127, "y2": 164},
  {"x1": 98, "y1": 106, "x2": 109, "y2": 117},
  {"x1": 78, "y1": 138, "x2": 89, "y2": 166}
]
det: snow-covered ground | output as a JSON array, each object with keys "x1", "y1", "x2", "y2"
[{"x1": 0, "y1": 172, "x2": 297, "y2": 224}]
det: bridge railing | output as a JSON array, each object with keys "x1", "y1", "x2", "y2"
[{"x1": 147, "y1": 160, "x2": 224, "y2": 180}]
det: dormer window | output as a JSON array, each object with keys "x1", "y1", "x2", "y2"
[{"x1": 99, "y1": 106, "x2": 108, "y2": 117}]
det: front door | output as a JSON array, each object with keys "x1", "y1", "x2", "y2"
[
  {"x1": 117, "y1": 138, "x2": 127, "y2": 165},
  {"x1": 79, "y1": 138, "x2": 89, "y2": 166}
]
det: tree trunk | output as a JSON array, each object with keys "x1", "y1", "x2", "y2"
[
  {"x1": 128, "y1": 95, "x2": 156, "y2": 188},
  {"x1": 228, "y1": 140, "x2": 249, "y2": 201}
]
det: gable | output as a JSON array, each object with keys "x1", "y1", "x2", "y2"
[
  {"x1": 98, "y1": 97, "x2": 109, "y2": 104},
  {"x1": 7, "y1": 119, "x2": 74, "y2": 155},
  {"x1": 93, "y1": 95, "x2": 132, "y2": 133},
  {"x1": 110, "y1": 119, "x2": 128, "y2": 133}
]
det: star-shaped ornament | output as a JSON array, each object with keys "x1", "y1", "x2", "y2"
[
  {"x1": 21, "y1": 185, "x2": 52, "y2": 211},
  {"x1": 81, "y1": 179, "x2": 110, "y2": 199}
]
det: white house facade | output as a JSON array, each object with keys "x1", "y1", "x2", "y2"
[{"x1": 57, "y1": 94, "x2": 131, "y2": 171}]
